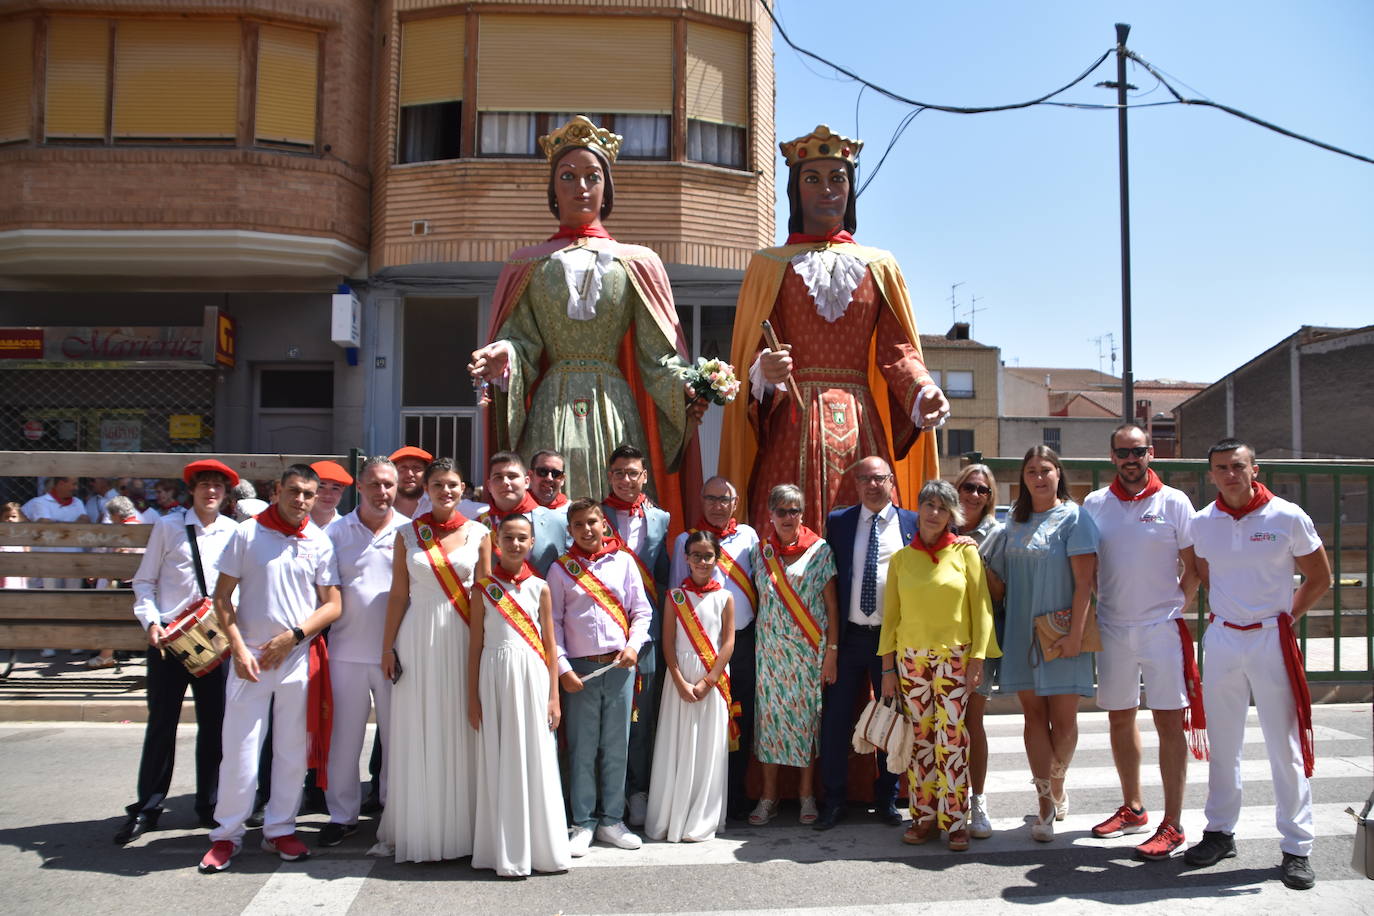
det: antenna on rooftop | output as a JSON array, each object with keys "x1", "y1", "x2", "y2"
[
  {"x1": 949, "y1": 281, "x2": 964, "y2": 327},
  {"x1": 1089, "y1": 333, "x2": 1119, "y2": 375},
  {"x1": 966, "y1": 294, "x2": 987, "y2": 339}
]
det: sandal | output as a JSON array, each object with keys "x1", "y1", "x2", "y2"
[
  {"x1": 747, "y1": 799, "x2": 778, "y2": 826},
  {"x1": 1049, "y1": 761, "x2": 1068, "y2": 821},
  {"x1": 902, "y1": 817, "x2": 937, "y2": 845},
  {"x1": 86, "y1": 655, "x2": 117, "y2": 669},
  {"x1": 1030, "y1": 777, "x2": 1055, "y2": 842},
  {"x1": 798, "y1": 796, "x2": 819, "y2": 825},
  {"x1": 947, "y1": 827, "x2": 971, "y2": 851}
]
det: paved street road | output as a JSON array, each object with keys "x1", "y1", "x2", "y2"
[{"x1": 1, "y1": 706, "x2": 1370, "y2": 915}]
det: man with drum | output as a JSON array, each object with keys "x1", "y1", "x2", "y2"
[
  {"x1": 117, "y1": 459, "x2": 240, "y2": 845},
  {"x1": 199, "y1": 464, "x2": 341, "y2": 873}
]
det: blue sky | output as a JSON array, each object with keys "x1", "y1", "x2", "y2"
[{"x1": 767, "y1": 0, "x2": 1373, "y2": 384}]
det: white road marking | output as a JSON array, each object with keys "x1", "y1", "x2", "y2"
[{"x1": 240, "y1": 858, "x2": 374, "y2": 916}]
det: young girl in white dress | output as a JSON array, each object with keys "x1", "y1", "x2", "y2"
[
  {"x1": 645, "y1": 530, "x2": 736, "y2": 842},
  {"x1": 469, "y1": 515, "x2": 570, "y2": 876}
]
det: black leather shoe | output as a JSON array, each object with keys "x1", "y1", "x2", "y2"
[
  {"x1": 1280, "y1": 852, "x2": 1315, "y2": 890},
  {"x1": 360, "y1": 794, "x2": 383, "y2": 816},
  {"x1": 318, "y1": 822, "x2": 357, "y2": 847},
  {"x1": 877, "y1": 803, "x2": 904, "y2": 827},
  {"x1": 812, "y1": 805, "x2": 847, "y2": 831},
  {"x1": 197, "y1": 811, "x2": 218, "y2": 829},
  {"x1": 1183, "y1": 830, "x2": 1237, "y2": 867},
  {"x1": 113, "y1": 810, "x2": 159, "y2": 845},
  {"x1": 246, "y1": 804, "x2": 266, "y2": 829}
]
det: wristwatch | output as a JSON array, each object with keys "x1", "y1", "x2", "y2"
[{"x1": 291, "y1": 626, "x2": 306, "y2": 645}]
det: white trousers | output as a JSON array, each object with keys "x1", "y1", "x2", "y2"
[
  {"x1": 1201, "y1": 622, "x2": 1314, "y2": 855},
  {"x1": 325, "y1": 660, "x2": 392, "y2": 825},
  {"x1": 210, "y1": 652, "x2": 309, "y2": 845}
]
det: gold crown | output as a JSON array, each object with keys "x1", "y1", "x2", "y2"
[
  {"x1": 779, "y1": 124, "x2": 862, "y2": 168},
  {"x1": 539, "y1": 115, "x2": 622, "y2": 164}
]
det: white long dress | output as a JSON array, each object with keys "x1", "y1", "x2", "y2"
[
  {"x1": 371, "y1": 518, "x2": 484, "y2": 862},
  {"x1": 471, "y1": 575, "x2": 571, "y2": 876},
  {"x1": 645, "y1": 587, "x2": 730, "y2": 842}
]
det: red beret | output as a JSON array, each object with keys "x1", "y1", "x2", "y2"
[
  {"x1": 389, "y1": 446, "x2": 433, "y2": 464},
  {"x1": 311, "y1": 461, "x2": 354, "y2": 485},
  {"x1": 182, "y1": 459, "x2": 240, "y2": 488}
]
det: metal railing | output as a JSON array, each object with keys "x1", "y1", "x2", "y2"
[{"x1": 978, "y1": 457, "x2": 1373, "y2": 684}]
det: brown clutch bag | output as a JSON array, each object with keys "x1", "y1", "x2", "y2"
[{"x1": 1033, "y1": 606, "x2": 1102, "y2": 663}]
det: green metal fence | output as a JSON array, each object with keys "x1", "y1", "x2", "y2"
[{"x1": 979, "y1": 457, "x2": 1373, "y2": 683}]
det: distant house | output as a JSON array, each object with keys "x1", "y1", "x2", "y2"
[{"x1": 920, "y1": 323, "x2": 1000, "y2": 472}]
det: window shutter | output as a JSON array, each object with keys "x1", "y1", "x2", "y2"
[
  {"x1": 399, "y1": 16, "x2": 464, "y2": 107},
  {"x1": 0, "y1": 18, "x2": 35, "y2": 143},
  {"x1": 686, "y1": 22, "x2": 747, "y2": 126},
  {"x1": 45, "y1": 17, "x2": 110, "y2": 139},
  {"x1": 114, "y1": 20, "x2": 239, "y2": 139},
  {"x1": 256, "y1": 24, "x2": 318, "y2": 145}
]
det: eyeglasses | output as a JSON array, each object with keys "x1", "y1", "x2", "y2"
[
  {"x1": 533, "y1": 466, "x2": 565, "y2": 479},
  {"x1": 959, "y1": 483, "x2": 992, "y2": 497},
  {"x1": 856, "y1": 474, "x2": 892, "y2": 485},
  {"x1": 702, "y1": 494, "x2": 735, "y2": 505},
  {"x1": 610, "y1": 469, "x2": 645, "y2": 480},
  {"x1": 1113, "y1": 446, "x2": 1149, "y2": 459},
  {"x1": 771, "y1": 506, "x2": 803, "y2": 517},
  {"x1": 687, "y1": 553, "x2": 717, "y2": 563}
]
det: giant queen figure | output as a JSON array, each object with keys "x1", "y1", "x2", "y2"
[
  {"x1": 468, "y1": 116, "x2": 702, "y2": 520},
  {"x1": 721, "y1": 125, "x2": 949, "y2": 530}
]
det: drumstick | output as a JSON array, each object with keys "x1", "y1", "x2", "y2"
[{"x1": 760, "y1": 320, "x2": 806, "y2": 415}]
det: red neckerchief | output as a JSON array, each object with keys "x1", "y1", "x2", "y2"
[
  {"x1": 605, "y1": 493, "x2": 647, "y2": 517},
  {"x1": 681, "y1": 576, "x2": 723, "y2": 596},
  {"x1": 570, "y1": 538, "x2": 619, "y2": 563},
  {"x1": 1110, "y1": 468, "x2": 1164, "y2": 502},
  {"x1": 256, "y1": 504, "x2": 308, "y2": 538},
  {"x1": 785, "y1": 229, "x2": 856, "y2": 245},
  {"x1": 548, "y1": 223, "x2": 613, "y2": 241},
  {"x1": 492, "y1": 560, "x2": 535, "y2": 584},
  {"x1": 908, "y1": 530, "x2": 957, "y2": 564},
  {"x1": 540, "y1": 492, "x2": 569, "y2": 509},
  {"x1": 768, "y1": 525, "x2": 820, "y2": 557},
  {"x1": 487, "y1": 491, "x2": 539, "y2": 524},
  {"x1": 417, "y1": 510, "x2": 467, "y2": 533},
  {"x1": 120, "y1": 516, "x2": 140, "y2": 525},
  {"x1": 54, "y1": 495, "x2": 75, "y2": 507},
  {"x1": 1214, "y1": 481, "x2": 1274, "y2": 520},
  {"x1": 693, "y1": 516, "x2": 738, "y2": 539}
]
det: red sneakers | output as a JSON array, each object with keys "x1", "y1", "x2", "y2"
[
  {"x1": 1135, "y1": 820, "x2": 1185, "y2": 860},
  {"x1": 198, "y1": 840, "x2": 237, "y2": 873},
  {"x1": 262, "y1": 833, "x2": 311, "y2": 861},
  {"x1": 1091, "y1": 804, "x2": 1149, "y2": 838}
]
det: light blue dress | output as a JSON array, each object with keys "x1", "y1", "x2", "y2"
[{"x1": 987, "y1": 501, "x2": 1099, "y2": 697}]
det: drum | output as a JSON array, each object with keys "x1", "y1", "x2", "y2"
[{"x1": 162, "y1": 597, "x2": 230, "y2": 677}]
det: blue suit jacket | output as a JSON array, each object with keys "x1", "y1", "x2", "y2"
[
  {"x1": 602, "y1": 500, "x2": 671, "y2": 640},
  {"x1": 825, "y1": 503, "x2": 919, "y2": 645}
]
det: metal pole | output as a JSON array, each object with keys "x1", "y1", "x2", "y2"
[{"x1": 1115, "y1": 23, "x2": 1134, "y2": 420}]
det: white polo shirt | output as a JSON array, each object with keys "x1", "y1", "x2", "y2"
[
  {"x1": 1082, "y1": 483, "x2": 1195, "y2": 626},
  {"x1": 21, "y1": 492, "x2": 88, "y2": 553},
  {"x1": 131, "y1": 510, "x2": 239, "y2": 630},
  {"x1": 327, "y1": 508, "x2": 409, "y2": 665},
  {"x1": 847, "y1": 503, "x2": 904, "y2": 625},
  {"x1": 218, "y1": 517, "x2": 339, "y2": 650},
  {"x1": 1191, "y1": 494, "x2": 1322, "y2": 626},
  {"x1": 668, "y1": 524, "x2": 761, "y2": 629}
]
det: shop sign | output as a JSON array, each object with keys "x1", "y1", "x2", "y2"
[
  {"x1": 169, "y1": 414, "x2": 203, "y2": 440},
  {"x1": 0, "y1": 329, "x2": 44, "y2": 359},
  {"x1": 100, "y1": 417, "x2": 142, "y2": 452},
  {"x1": 22, "y1": 419, "x2": 44, "y2": 441},
  {"x1": 48, "y1": 327, "x2": 204, "y2": 362},
  {"x1": 213, "y1": 312, "x2": 237, "y2": 367}
]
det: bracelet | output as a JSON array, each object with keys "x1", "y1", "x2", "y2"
[
  {"x1": 882, "y1": 667, "x2": 896, "y2": 675},
  {"x1": 826, "y1": 643, "x2": 839, "y2": 651}
]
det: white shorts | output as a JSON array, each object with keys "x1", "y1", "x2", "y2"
[{"x1": 1095, "y1": 618, "x2": 1189, "y2": 712}]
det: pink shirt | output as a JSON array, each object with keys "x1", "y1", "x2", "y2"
[{"x1": 548, "y1": 549, "x2": 651, "y2": 675}]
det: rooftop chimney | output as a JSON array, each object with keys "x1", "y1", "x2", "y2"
[{"x1": 946, "y1": 322, "x2": 970, "y2": 340}]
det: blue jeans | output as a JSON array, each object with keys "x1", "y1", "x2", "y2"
[{"x1": 564, "y1": 656, "x2": 634, "y2": 829}]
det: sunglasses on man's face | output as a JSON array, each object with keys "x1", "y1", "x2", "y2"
[
  {"x1": 1113, "y1": 446, "x2": 1149, "y2": 460},
  {"x1": 959, "y1": 483, "x2": 991, "y2": 497},
  {"x1": 533, "y1": 466, "x2": 565, "y2": 479}
]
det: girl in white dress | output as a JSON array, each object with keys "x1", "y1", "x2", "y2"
[
  {"x1": 470, "y1": 515, "x2": 570, "y2": 877},
  {"x1": 374, "y1": 458, "x2": 490, "y2": 862},
  {"x1": 645, "y1": 530, "x2": 736, "y2": 842}
]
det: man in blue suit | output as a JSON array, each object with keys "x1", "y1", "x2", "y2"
[
  {"x1": 815, "y1": 456, "x2": 919, "y2": 830},
  {"x1": 484, "y1": 451, "x2": 570, "y2": 576},
  {"x1": 601, "y1": 444, "x2": 671, "y2": 828}
]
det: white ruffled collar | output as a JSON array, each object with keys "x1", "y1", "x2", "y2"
[
  {"x1": 789, "y1": 247, "x2": 869, "y2": 322},
  {"x1": 551, "y1": 245, "x2": 615, "y2": 320}
]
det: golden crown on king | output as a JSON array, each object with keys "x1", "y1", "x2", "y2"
[
  {"x1": 779, "y1": 124, "x2": 862, "y2": 168},
  {"x1": 539, "y1": 115, "x2": 623, "y2": 164}
]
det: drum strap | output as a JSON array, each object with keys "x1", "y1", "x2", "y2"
[{"x1": 185, "y1": 524, "x2": 209, "y2": 598}]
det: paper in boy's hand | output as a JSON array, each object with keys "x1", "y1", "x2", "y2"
[{"x1": 578, "y1": 661, "x2": 618, "y2": 682}]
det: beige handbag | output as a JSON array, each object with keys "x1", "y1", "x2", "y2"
[
  {"x1": 851, "y1": 696, "x2": 913, "y2": 774},
  {"x1": 1349, "y1": 793, "x2": 1374, "y2": 879}
]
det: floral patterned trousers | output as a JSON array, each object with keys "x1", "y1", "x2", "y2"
[{"x1": 898, "y1": 645, "x2": 971, "y2": 831}]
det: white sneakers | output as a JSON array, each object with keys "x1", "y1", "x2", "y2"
[
  {"x1": 594, "y1": 821, "x2": 643, "y2": 850},
  {"x1": 969, "y1": 794, "x2": 992, "y2": 839},
  {"x1": 568, "y1": 826, "x2": 593, "y2": 857},
  {"x1": 626, "y1": 791, "x2": 648, "y2": 828}
]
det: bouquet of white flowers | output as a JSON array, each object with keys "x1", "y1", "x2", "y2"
[{"x1": 686, "y1": 357, "x2": 741, "y2": 407}]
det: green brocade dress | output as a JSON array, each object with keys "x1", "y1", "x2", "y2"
[{"x1": 499, "y1": 250, "x2": 689, "y2": 502}]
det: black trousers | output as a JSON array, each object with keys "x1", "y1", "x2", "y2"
[
  {"x1": 818, "y1": 623, "x2": 899, "y2": 808},
  {"x1": 726, "y1": 620, "x2": 757, "y2": 813},
  {"x1": 128, "y1": 646, "x2": 226, "y2": 818}
]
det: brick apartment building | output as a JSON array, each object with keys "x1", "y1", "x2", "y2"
[
  {"x1": 0, "y1": 0, "x2": 774, "y2": 475},
  {"x1": 918, "y1": 322, "x2": 1000, "y2": 474}
]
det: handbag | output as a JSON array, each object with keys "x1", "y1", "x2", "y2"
[
  {"x1": 1033, "y1": 605, "x2": 1102, "y2": 664},
  {"x1": 1350, "y1": 791, "x2": 1374, "y2": 878},
  {"x1": 851, "y1": 695, "x2": 913, "y2": 774}
]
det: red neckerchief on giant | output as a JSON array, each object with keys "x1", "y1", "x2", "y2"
[
  {"x1": 569, "y1": 538, "x2": 619, "y2": 564},
  {"x1": 548, "y1": 224, "x2": 613, "y2": 241},
  {"x1": 604, "y1": 492, "x2": 647, "y2": 517},
  {"x1": 785, "y1": 229, "x2": 856, "y2": 245},
  {"x1": 256, "y1": 504, "x2": 308, "y2": 538},
  {"x1": 908, "y1": 530, "x2": 957, "y2": 564},
  {"x1": 491, "y1": 560, "x2": 535, "y2": 584},
  {"x1": 416, "y1": 510, "x2": 467, "y2": 533},
  {"x1": 768, "y1": 525, "x2": 820, "y2": 557},
  {"x1": 692, "y1": 516, "x2": 738, "y2": 539},
  {"x1": 487, "y1": 491, "x2": 539, "y2": 525},
  {"x1": 1214, "y1": 481, "x2": 1274, "y2": 520},
  {"x1": 680, "y1": 576, "x2": 723, "y2": 596},
  {"x1": 1110, "y1": 468, "x2": 1164, "y2": 502}
]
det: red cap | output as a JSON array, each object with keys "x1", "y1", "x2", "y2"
[
  {"x1": 182, "y1": 459, "x2": 240, "y2": 488},
  {"x1": 389, "y1": 446, "x2": 433, "y2": 464},
  {"x1": 311, "y1": 461, "x2": 354, "y2": 486}
]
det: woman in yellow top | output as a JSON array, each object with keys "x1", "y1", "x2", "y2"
[{"x1": 879, "y1": 479, "x2": 999, "y2": 851}]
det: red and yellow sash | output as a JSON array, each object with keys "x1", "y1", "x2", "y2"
[
  {"x1": 761, "y1": 543, "x2": 821, "y2": 651},
  {"x1": 668, "y1": 587, "x2": 742, "y2": 751},
  {"x1": 557, "y1": 552, "x2": 630, "y2": 640},
  {"x1": 415, "y1": 520, "x2": 472, "y2": 625},
  {"x1": 478, "y1": 576, "x2": 546, "y2": 662},
  {"x1": 690, "y1": 529, "x2": 757, "y2": 609},
  {"x1": 603, "y1": 512, "x2": 658, "y2": 603}
]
